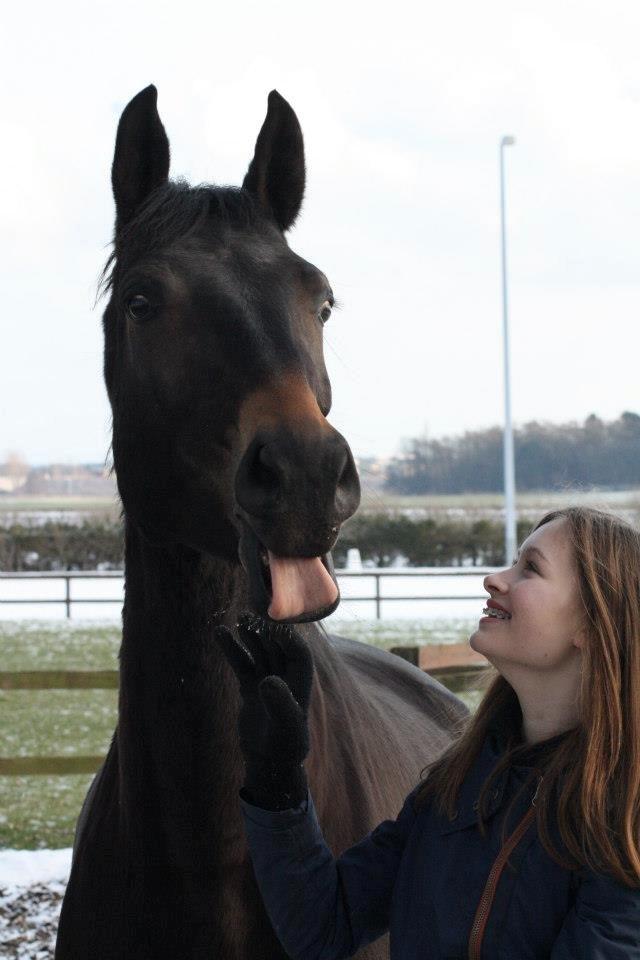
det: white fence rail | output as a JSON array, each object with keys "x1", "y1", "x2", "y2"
[{"x1": 0, "y1": 568, "x2": 498, "y2": 621}]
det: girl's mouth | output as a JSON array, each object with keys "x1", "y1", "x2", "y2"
[{"x1": 481, "y1": 606, "x2": 511, "y2": 621}]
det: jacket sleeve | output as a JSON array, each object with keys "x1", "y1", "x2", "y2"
[
  {"x1": 550, "y1": 867, "x2": 640, "y2": 958},
  {"x1": 239, "y1": 784, "x2": 420, "y2": 960}
]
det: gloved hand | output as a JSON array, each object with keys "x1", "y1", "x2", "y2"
[{"x1": 214, "y1": 619, "x2": 314, "y2": 811}]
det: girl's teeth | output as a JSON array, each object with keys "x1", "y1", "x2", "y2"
[{"x1": 483, "y1": 607, "x2": 510, "y2": 620}]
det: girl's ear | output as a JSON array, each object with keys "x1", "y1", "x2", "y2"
[{"x1": 572, "y1": 626, "x2": 587, "y2": 650}]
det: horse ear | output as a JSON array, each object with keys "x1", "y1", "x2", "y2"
[
  {"x1": 242, "y1": 90, "x2": 305, "y2": 232},
  {"x1": 112, "y1": 85, "x2": 170, "y2": 230}
]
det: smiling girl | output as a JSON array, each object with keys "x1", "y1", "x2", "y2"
[{"x1": 216, "y1": 506, "x2": 640, "y2": 958}]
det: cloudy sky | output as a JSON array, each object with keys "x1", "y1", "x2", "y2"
[{"x1": 2, "y1": 0, "x2": 639, "y2": 465}]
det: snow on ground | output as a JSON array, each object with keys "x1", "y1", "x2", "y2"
[
  {"x1": 0, "y1": 849, "x2": 71, "y2": 960},
  {"x1": 0, "y1": 850, "x2": 71, "y2": 888}
]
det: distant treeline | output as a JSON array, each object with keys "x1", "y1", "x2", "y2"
[
  {"x1": 0, "y1": 517, "x2": 533, "y2": 571},
  {"x1": 385, "y1": 412, "x2": 640, "y2": 494}
]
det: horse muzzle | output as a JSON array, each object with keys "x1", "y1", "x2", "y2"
[
  {"x1": 236, "y1": 518, "x2": 341, "y2": 623},
  {"x1": 233, "y1": 426, "x2": 360, "y2": 622}
]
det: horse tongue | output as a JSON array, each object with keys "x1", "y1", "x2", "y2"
[{"x1": 267, "y1": 552, "x2": 338, "y2": 621}]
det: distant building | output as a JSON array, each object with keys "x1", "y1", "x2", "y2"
[
  {"x1": 0, "y1": 472, "x2": 27, "y2": 493},
  {"x1": 0, "y1": 456, "x2": 29, "y2": 493},
  {"x1": 18, "y1": 463, "x2": 117, "y2": 497}
]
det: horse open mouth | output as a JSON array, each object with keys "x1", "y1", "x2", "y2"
[{"x1": 238, "y1": 521, "x2": 340, "y2": 623}]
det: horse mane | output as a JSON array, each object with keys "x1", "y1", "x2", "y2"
[{"x1": 98, "y1": 180, "x2": 262, "y2": 298}]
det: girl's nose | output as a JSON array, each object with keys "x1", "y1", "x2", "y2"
[{"x1": 484, "y1": 569, "x2": 509, "y2": 593}]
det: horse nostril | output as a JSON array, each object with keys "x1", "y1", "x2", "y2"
[
  {"x1": 235, "y1": 439, "x2": 286, "y2": 517},
  {"x1": 246, "y1": 444, "x2": 281, "y2": 496},
  {"x1": 256, "y1": 445, "x2": 280, "y2": 490},
  {"x1": 334, "y1": 444, "x2": 361, "y2": 520},
  {"x1": 236, "y1": 432, "x2": 360, "y2": 525},
  {"x1": 337, "y1": 447, "x2": 357, "y2": 491},
  {"x1": 336, "y1": 448, "x2": 351, "y2": 488}
]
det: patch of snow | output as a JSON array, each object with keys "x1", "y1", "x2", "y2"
[
  {"x1": 0, "y1": 849, "x2": 71, "y2": 889},
  {"x1": 0, "y1": 881, "x2": 66, "y2": 959},
  {"x1": 0, "y1": 851, "x2": 71, "y2": 959}
]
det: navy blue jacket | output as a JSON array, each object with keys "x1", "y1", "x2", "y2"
[{"x1": 240, "y1": 728, "x2": 640, "y2": 959}]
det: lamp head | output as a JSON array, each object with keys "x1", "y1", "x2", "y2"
[{"x1": 501, "y1": 135, "x2": 516, "y2": 147}]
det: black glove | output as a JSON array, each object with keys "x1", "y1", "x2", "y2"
[{"x1": 214, "y1": 619, "x2": 314, "y2": 811}]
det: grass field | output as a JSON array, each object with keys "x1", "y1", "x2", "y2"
[
  {"x1": 0, "y1": 619, "x2": 483, "y2": 849},
  {"x1": 0, "y1": 623, "x2": 118, "y2": 848}
]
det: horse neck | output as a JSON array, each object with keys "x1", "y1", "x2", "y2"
[
  {"x1": 116, "y1": 516, "x2": 335, "y2": 822},
  {"x1": 117, "y1": 517, "x2": 246, "y2": 790},
  {"x1": 120, "y1": 515, "x2": 242, "y2": 644}
]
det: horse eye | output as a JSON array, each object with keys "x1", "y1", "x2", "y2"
[
  {"x1": 319, "y1": 301, "x2": 332, "y2": 324},
  {"x1": 126, "y1": 294, "x2": 152, "y2": 321}
]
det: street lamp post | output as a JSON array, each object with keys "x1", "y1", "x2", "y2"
[{"x1": 500, "y1": 135, "x2": 517, "y2": 565}]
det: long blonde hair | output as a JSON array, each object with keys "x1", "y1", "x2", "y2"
[{"x1": 414, "y1": 506, "x2": 640, "y2": 887}]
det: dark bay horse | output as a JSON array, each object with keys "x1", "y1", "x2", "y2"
[{"x1": 54, "y1": 86, "x2": 467, "y2": 959}]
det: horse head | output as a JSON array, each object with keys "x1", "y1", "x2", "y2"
[{"x1": 102, "y1": 85, "x2": 360, "y2": 623}]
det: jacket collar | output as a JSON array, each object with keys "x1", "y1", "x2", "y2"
[
  {"x1": 489, "y1": 721, "x2": 574, "y2": 772},
  {"x1": 437, "y1": 724, "x2": 573, "y2": 835}
]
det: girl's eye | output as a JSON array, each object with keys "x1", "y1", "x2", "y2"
[
  {"x1": 525, "y1": 560, "x2": 537, "y2": 573},
  {"x1": 319, "y1": 301, "x2": 332, "y2": 324},
  {"x1": 126, "y1": 294, "x2": 152, "y2": 321}
]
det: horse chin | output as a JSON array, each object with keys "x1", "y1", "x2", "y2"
[{"x1": 237, "y1": 520, "x2": 340, "y2": 624}]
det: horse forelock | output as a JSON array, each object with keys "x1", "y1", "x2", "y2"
[{"x1": 98, "y1": 181, "x2": 267, "y2": 302}]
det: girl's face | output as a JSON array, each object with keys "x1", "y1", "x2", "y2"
[{"x1": 469, "y1": 517, "x2": 586, "y2": 672}]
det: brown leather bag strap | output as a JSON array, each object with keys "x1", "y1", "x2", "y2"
[{"x1": 467, "y1": 801, "x2": 538, "y2": 959}]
